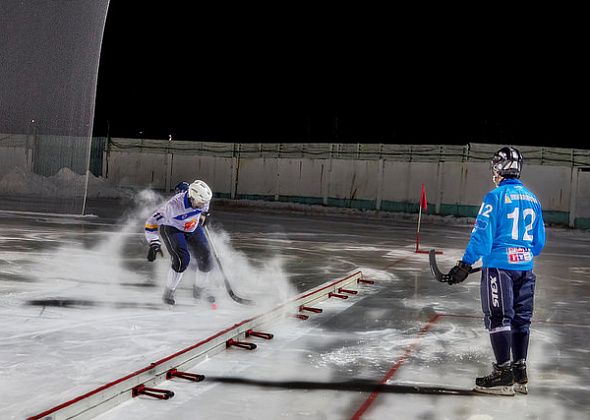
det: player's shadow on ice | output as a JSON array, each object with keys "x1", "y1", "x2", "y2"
[
  {"x1": 206, "y1": 376, "x2": 496, "y2": 396},
  {"x1": 25, "y1": 298, "x2": 163, "y2": 310}
]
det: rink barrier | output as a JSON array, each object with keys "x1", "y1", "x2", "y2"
[
  {"x1": 165, "y1": 369, "x2": 205, "y2": 382},
  {"x1": 226, "y1": 338, "x2": 257, "y2": 350},
  {"x1": 338, "y1": 287, "x2": 358, "y2": 295},
  {"x1": 358, "y1": 278, "x2": 375, "y2": 284},
  {"x1": 299, "y1": 305, "x2": 323, "y2": 313},
  {"x1": 246, "y1": 330, "x2": 274, "y2": 340},
  {"x1": 27, "y1": 270, "x2": 366, "y2": 420},
  {"x1": 131, "y1": 385, "x2": 174, "y2": 400}
]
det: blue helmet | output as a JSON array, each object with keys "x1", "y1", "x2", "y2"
[{"x1": 174, "y1": 181, "x2": 189, "y2": 194}]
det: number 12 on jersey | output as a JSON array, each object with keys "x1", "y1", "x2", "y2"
[{"x1": 507, "y1": 207, "x2": 535, "y2": 241}]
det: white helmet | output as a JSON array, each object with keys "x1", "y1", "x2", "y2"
[{"x1": 188, "y1": 180, "x2": 212, "y2": 207}]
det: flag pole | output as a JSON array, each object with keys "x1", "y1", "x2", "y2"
[
  {"x1": 415, "y1": 183, "x2": 442, "y2": 255},
  {"x1": 416, "y1": 185, "x2": 423, "y2": 253},
  {"x1": 416, "y1": 205, "x2": 423, "y2": 252}
]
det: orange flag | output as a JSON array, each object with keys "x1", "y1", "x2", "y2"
[{"x1": 420, "y1": 183, "x2": 427, "y2": 211}]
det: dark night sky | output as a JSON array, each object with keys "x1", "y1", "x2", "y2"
[{"x1": 93, "y1": 4, "x2": 584, "y2": 148}]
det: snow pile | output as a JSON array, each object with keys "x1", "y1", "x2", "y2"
[{"x1": 0, "y1": 167, "x2": 132, "y2": 198}]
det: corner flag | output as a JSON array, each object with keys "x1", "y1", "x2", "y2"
[
  {"x1": 415, "y1": 183, "x2": 441, "y2": 254},
  {"x1": 420, "y1": 183, "x2": 427, "y2": 211}
]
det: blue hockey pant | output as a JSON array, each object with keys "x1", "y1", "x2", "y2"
[
  {"x1": 480, "y1": 267, "x2": 536, "y2": 334},
  {"x1": 160, "y1": 225, "x2": 213, "y2": 273}
]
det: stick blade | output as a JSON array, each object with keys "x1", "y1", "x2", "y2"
[
  {"x1": 228, "y1": 288, "x2": 255, "y2": 305},
  {"x1": 204, "y1": 226, "x2": 256, "y2": 305},
  {"x1": 429, "y1": 249, "x2": 447, "y2": 282}
]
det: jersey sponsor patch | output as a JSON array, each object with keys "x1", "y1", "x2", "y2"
[
  {"x1": 473, "y1": 218, "x2": 488, "y2": 231},
  {"x1": 183, "y1": 219, "x2": 197, "y2": 231},
  {"x1": 507, "y1": 247, "x2": 532, "y2": 263},
  {"x1": 504, "y1": 196, "x2": 512, "y2": 204},
  {"x1": 509, "y1": 194, "x2": 539, "y2": 204}
]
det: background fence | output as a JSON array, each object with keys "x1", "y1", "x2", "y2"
[
  {"x1": 101, "y1": 139, "x2": 590, "y2": 228},
  {"x1": 1, "y1": 135, "x2": 589, "y2": 227}
]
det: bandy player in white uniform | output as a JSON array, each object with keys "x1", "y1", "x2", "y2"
[{"x1": 144, "y1": 180, "x2": 214, "y2": 305}]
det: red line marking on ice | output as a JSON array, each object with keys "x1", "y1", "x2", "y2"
[
  {"x1": 27, "y1": 271, "x2": 363, "y2": 420},
  {"x1": 351, "y1": 313, "x2": 443, "y2": 420},
  {"x1": 383, "y1": 255, "x2": 411, "y2": 271}
]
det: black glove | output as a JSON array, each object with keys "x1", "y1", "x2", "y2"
[
  {"x1": 200, "y1": 211, "x2": 210, "y2": 227},
  {"x1": 447, "y1": 261, "x2": 472, "y2": 285},
  {"x1": 147, "y1": 241, "x2": 163, "y2": 262}
]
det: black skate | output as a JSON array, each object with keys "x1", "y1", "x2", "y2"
[
  {"x1": 512, "y1": 360, "x2": 528, "y2": 394},
  {"x1": 475, "y1": 363, "x2": 515, "y2": 396},
  {"x1": 162, "y1": 288, "x2": 175, "y2": 305},
  {"x1": 194, "y1": 286, "x2": 216, "y2": 308},
  {"x1": 207, "y1": 294, "x2": 217, "y2": 310},
  {"x1": 193, "y1": 286, "x2": 204, "y2": 300},
  {"x1": 207, "y1": 295, "x2": 216, "y2": 303}
]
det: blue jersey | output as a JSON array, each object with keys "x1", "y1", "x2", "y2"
[{"x1": 462, "y1": 178, "x2": 545, "y2": 270}]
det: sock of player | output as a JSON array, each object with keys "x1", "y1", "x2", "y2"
[
  {"x1": 196, "y1": 270, "x2": 212, "y2": 287},
  {"x1": 166, "y1": 268, "x2": 184, "y2": 291},
  {"x1": 490, "y1": 330, "x2": 511, "y2": 365},
  {"x1": 511, "y1": 331, "x2": 529, "y2": 362}
]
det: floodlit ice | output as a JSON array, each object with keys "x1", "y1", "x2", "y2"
[
  {"x1": 0, "y1": 198, "x2": 589, "y2": 419},
  {"x1": 0, "y1": 191, "x2": 295, "y2": 418}
]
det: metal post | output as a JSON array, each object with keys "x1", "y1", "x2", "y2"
[{"x1": 569, "y1": 167, "x2": 579, "y2": 228}]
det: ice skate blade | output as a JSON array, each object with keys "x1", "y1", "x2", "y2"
[
  {"x1": 474, "y1": 385, "x2": 515, "y2": 396},
  {"x1": 513, "y1": 383, "x2": 528, "y2": 394}
]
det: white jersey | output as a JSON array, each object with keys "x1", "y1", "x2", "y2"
[{"x1": 144, "y1": 192, "x2": 210, "y2": 244}]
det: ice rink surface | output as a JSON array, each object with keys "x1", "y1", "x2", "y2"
[{"x1": 1, "y1": 199, "x2": 589, "y2": 419}]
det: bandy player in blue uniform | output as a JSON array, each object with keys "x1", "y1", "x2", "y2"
[
  {"x1": 447, "y1": 147, "x2": 545, "y2": 395},
  {"x1": 144, "y1": 180, "x2": 214, "y2": 305}
]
